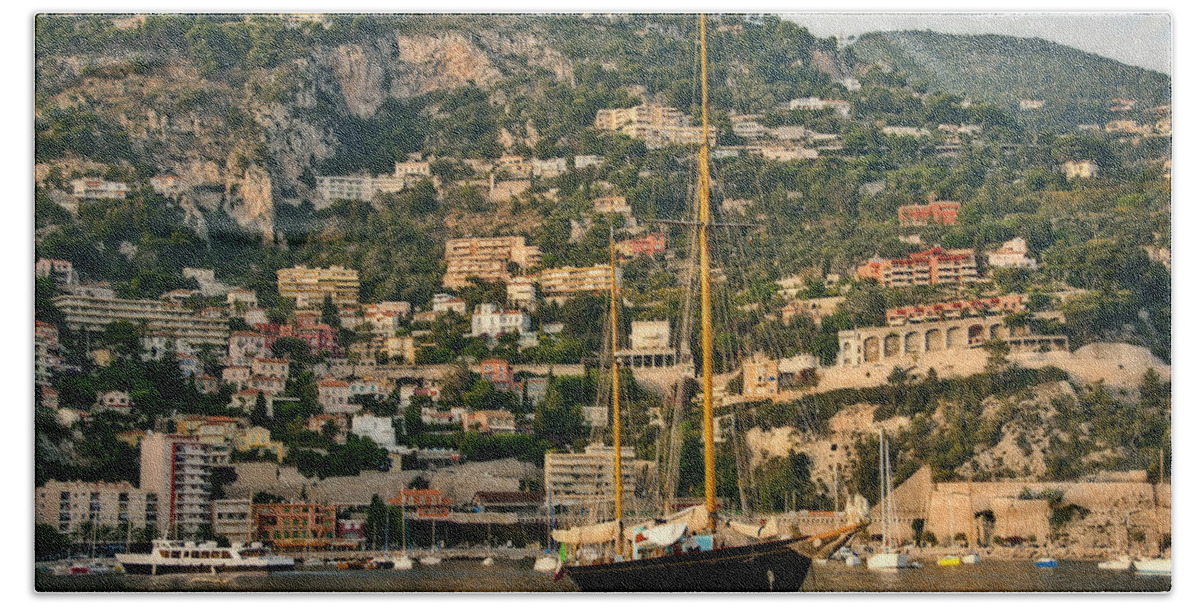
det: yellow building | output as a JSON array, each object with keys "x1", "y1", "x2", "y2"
[
  {"x1": 538, "y1": 265, "x2": 616, "y2": 302},
  {"x1": 276, "y1": 265, "x2": 360, "y2": 309},
  {"x1": 443, "y1": 236, "x2": 543, "y2": 289}
]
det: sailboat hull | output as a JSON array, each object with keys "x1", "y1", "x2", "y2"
[{"x1": 562, "y1": 538, "x2": 811, "y2": 592}]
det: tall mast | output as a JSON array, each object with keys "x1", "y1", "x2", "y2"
[
  {"x1": 609, "y1": 229, "x2": 623, "y2": 525},
  {"x1": 698, "y1": 12, "x2": 717, "y2": 526}
]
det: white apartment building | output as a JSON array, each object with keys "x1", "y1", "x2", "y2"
[
  {"x1": 53, "y1": 294, "x2": 230, "y2": 348},
  {"x1": 71, "y1": 177, "x2": 128, "y2": 200},
  {"x1": 594, "y1": 104, "x2": 712, "y2": 149},
  {"x1": 95, "y1": 390, "x2": 133, "y2": 414},
  {"x1": 316, "y1": 174, "x2": 423, "y2": 202},
  {"x1": 544, "y1": 444, "x2": 656, "y2": 508},
  {"x1": 229, "y1": 332, "x2": 268, "y2": 367},
  {"x1": 318, "y1": 378, "x2": 355, "y2": 414},
  {"x1": 987, "y1": 237, "x2": 1039, "y2": 270},
  {"x1": 573, "y1": 155, "x2": 603, "y2": 169},
  {"x1": 251, "y1": 357, "x2": 290, "y2": 379},
  {"x1": 351, "y1": 413, "x2": 398, "y2": 448},
  {"x1": 432, "y1": 293, "x2": 468, "y2": 315},
  {"x1": 364, "y1": 301, "x2": 412, "y2": 334},
  {"x1": 140, "y1": 432, "x2": 229, "y2": 537},
  {"x1": 1062, "y1": 160, "x2": 1099, "y2": 180},
  {"x1": 211, "y1": 498, "x2": 253, "y2": 545},
  {"x1": 394, "y1": 161, "x2": 432, "y2": 177},
  {"x1": 788, "y1": 97, "x2": 852, "y2": 117},
  {"x1": 506, "y1": 277, "x2": 537, "y2": 308},
  {"x1": 35, "y1": 480, "x2": 157, "y2": 535},
  {"x1": 471, "y1": 303, "x2": 532, "y2": 338}
]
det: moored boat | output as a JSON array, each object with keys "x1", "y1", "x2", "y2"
[
  {"x1": 1035, "y1": 557, "x2": 1058, "y2": 568},
  {"x1": 1098, "y1": 555, "x2": 1132, "y2": 570},
  {"x1": 533, "y1": 554, "x2": 559, "y2": 572},
  {"x1": 116, "y1": 539, "x2": 295, "y2": 575},
  {"x1": 1133, "y1": 557, "x2": 1171, "y2": 576},
  {"x1": 937, "y1": 555, "x2": 961, "y2": 567}
]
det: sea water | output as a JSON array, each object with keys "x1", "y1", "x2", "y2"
[{"x1": 36, "y1": 558, "x2": 1170, "y2": 592}]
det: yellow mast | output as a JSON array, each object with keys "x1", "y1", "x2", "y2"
[
  {"x1": 609, "y1": 230, "x2": 623, "y2": 526},
  {"x1": 698, "y1": 13, "x2": 717, "y2": 525}
]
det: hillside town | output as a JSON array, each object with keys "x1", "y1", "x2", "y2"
[{"x1": 34, "y1": 14, "x2": 1169, "y2": 585}]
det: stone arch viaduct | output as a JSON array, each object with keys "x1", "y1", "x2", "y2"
[{"x1": 836, "y1": 317, "x2": 1067, "y2": 367}]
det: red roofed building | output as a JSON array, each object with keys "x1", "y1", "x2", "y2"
[
  {"x1": 617, "y1": 233, "x2": 667, "y2": 258},
  {"x1": 856, "y1": 247, "x2": 979, "y2": 288},
  {"x1": 898, "y1": 201, "x2": 960, "y2": 226},
  {"x1": 254, "y1": 322, "x2": 341, "y2": 357},
  {"x1": 480, "y1": 359, "x2": 522, "y2": 393}
]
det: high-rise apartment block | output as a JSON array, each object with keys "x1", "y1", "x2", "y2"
[
  {"x1": 52, "y1": 294, "x2": 229, "y2": 348},
  {"x1": 594, "y1": 104, "x2": 713, "y2": 149},
  {"x1": 443, "y1": 236, "x2": 543, "y2": 289},
  {"x1": 276, "y1": 265, "x2": 360, "y2": 309},
  {"x1": 139, "y1": 432, "x2": 229, "y2": 537},
  {"x1": 856, "y1": 247, "x2": 979, "y2": 288}
]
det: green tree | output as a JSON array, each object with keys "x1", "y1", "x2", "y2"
[
  {"x1": 982, "y1": 339, "x2": 1011, "y2": 373},
  {"x1": 321, "y1": 294, "x2": 341, "y2": 329},
  {"x1": 405, "y1": 395, "x2": 429, "y2": 437},
  {"x1": 250, "y1": 391, "x2": 271, "y2": 427}
]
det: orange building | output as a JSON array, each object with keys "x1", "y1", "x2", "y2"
[
  {"x1": 387, "y1": 489, "x2": 452, "y2": 519},
  {"x1": 856, "y1": 247, "x2": 978, "y2": 288},
  {"x1": 898, "y1": 200, "x2": 960, "y2": 226},
  {"x1": 253, "y1": 503, "x2": 336, "y2": 548}
]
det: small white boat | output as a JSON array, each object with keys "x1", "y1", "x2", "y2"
[
  {"x1": 1098, "y1": 555, "x2": 1132, "y2": 570},
  {"x1": 533, "y1": 555, "x2": 558, "y2": 572},
  {"x1": 394, "y1": 555, "x2": 414, "y2": 570},
  {"x1": 419, "y1": 555, "x2": 442, "y2": 566},
  {"x1": 961, "y1": 553, "x2": 981, "y2": 565},
  {"x1": 1133, "y1": 557, "x2": 1171, "y2": 576},
  {"x1": 866, "y1": 552, "x2": 909, "y2": 569},
  {"x1": 481, "y1": 556, "x2": 495, "y2": 566}
]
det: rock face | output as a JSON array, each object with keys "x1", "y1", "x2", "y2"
[
  {"x1": 395, "y1": 32, "x2": 503, "y2": 96},
  {"x1": 230, "y1": 164, "x2": 275, "y2": 245},
  {"x1": 37, "y1": 19, "x2": 577, "y2": 243},
  {"x1": 330, "y1": 43, "x2": 388, "y2": 118}
]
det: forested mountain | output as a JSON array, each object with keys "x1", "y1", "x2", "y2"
[{"x1": 849, "y1": 30, "x2": 1171, "y2": 131}]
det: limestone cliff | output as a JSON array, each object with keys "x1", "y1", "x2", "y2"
[{"x1": 228, "y1": 164, "x2": 275, "y2": 245}]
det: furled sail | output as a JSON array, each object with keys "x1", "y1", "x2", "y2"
[
  {"x1": 728, "y1": 517, "x2": 780, "y2": 540},
  {"x1": 551, "y1": 520, "x2": 620, "y2": 545},
  {"x1": 629, "y1": 520, "x2": 689, "y2": 548}
]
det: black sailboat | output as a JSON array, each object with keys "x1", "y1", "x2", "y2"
[{"x1": 559, "y1": 15, "x2": 861, "y2": 592}]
